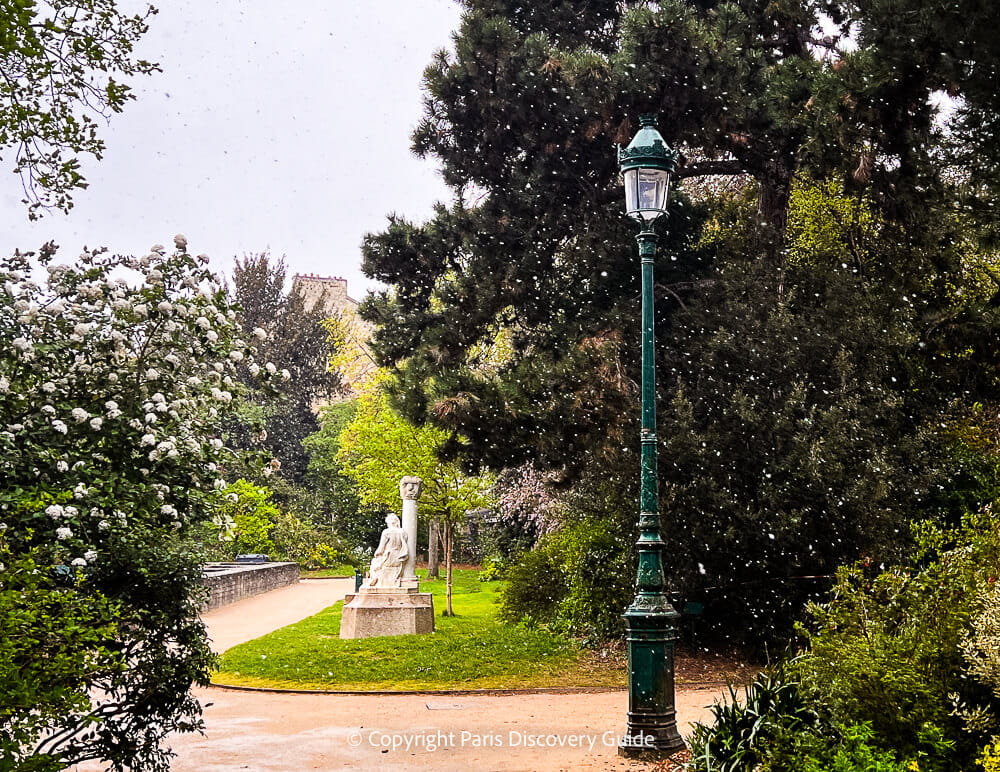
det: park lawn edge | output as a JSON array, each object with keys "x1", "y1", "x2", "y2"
[
  {"x1": 210, "y1": 608, "x2": 628, "y2": 691},
  {"x1": 210, "y1": 569, "x2": 628, "y2": 691},
  {"x1": 209, "y1": 668, "x2": 626, "y2": 691}
]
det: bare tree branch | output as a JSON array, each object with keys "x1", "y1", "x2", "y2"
[{"x1": 676, "y1": 160, "x2": 747, "y2": 179}]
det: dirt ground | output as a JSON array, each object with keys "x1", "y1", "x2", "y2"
[
  {"x1": 154, "y1": 683, "x2": 725, "y2": 772},
  {"x1": 66, "y1": 578, "x2": 751, "y2": 771}
]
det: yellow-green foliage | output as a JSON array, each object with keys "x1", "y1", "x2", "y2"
[
  {"x1": 794, "y1": 512, "x2": 1000, "y2": 768},
  {"x1": 323, "y1": 308, "x2": 377, "y2": 392},
  {"x1": 216, "y1": 479, "x2": 280, "y2": 557},
  {"x1": 462, "y1": 306, "x2": 516, "y2": 376},
  {"x1": 335, "y1": 375, "x2": 493, "y2": 523},
  {"x1": 788, "y1": 176, "x2": 999, "y2": 311},
  {"x1": 212, "y1": 480, "x2": 353, "y2": 568},
  {"x1": 979, "y1": 740, "x2": 1000, "y2": 772},
  {"x1": 787, "y1": 178, "x2": 878, "y2": 267}
]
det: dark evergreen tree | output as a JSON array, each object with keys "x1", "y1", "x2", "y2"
[
  {"x1": 229, "y1": 254, "x2": 343, "y2": 483},
  {"x1": 360, "y1": 0, "x2": 1000, "y2": 644},
  {"x1": 361, "y1": 0, "x2": 867, "y2": 470}
]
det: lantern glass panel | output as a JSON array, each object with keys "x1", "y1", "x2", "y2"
[{"x1": 624, "y1": 167, "x2": 671, "y2": 221}]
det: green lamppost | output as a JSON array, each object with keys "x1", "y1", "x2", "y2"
[{"x1": 617, "y1": 113, "x2": 686, "y2": 758}]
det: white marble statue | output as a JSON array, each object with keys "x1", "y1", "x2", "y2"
[{"x1": 365, "y1": 514, "x2": 409, "y2": 588}]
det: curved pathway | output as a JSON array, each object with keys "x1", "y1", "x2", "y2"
[
  {"x1": 80, "y1": 579, "x2": 725, "y2": 771},
  {"x1": 203, "y1": 575, "x2": 356, "y2": 653}
]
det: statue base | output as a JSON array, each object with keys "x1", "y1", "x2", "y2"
[{"x1": 339, "y1": 587, "x2": 435, "y2": 639}]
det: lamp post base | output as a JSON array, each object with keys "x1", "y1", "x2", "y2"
[
  {"x1": 618, "y1": 727, "x2": 686, "y2": 759},
  {"x1": 619, "y1": 597, "x2": 686, "y2": 759}
]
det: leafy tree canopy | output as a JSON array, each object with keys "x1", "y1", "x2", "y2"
[
  {"x1": 0, "y1": 0, "x2": 159, "y2": 216},
  {"x1": 362, "y1": 0, "x2": 1000, "y2": 474},
  {"x1": 359, "y1": 0, "x2": 1000, "y2": 642},
  {"x1": 335, "y1": 376, "x2": 493, "y2": 524}
]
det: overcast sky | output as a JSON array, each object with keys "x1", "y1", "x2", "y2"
[{"x1": 2, "y1": 1, "x2": 464, "y2": 300}]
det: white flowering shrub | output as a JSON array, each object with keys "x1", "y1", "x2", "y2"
[{"x1": 0, "y1": 238, "x2": 278, "y2": 771}]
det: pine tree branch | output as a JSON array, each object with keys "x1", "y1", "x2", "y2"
[{"x1": 676, "y1": 160, "x2": 747, "y2": 179}]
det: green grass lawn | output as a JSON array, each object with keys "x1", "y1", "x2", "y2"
[
  {"x1": 300, "y1": 565, "x2": 357, "y2": 578},
  {"x1": 213, "y1": 568, "x2": 625, "y2": 691}
]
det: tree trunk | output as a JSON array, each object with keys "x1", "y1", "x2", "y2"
[
  {"x1": 428, "y1": 519, "x2": 441, "y2": 579},
  {"x1": 755, "y1": 158, "x2": 793, "y2": 259},
  {"x1": 755, "y1": 158, "x2": 794, "y2": 299},
  {"x1": 444, "y1": 520, "x2": 454, "y2": 617}
]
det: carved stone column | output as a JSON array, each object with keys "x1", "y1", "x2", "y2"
[{"x1": 399, "y1": 476, "x2": 422, "y2": 586}]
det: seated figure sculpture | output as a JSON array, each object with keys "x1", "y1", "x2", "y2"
[{"x1": 365, "y1": 514, "x2": 409, "y2": 589}]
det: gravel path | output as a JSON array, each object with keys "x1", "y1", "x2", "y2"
[
  {"x1": 69, "y1": 577, "x2": 724, "y2": 771},
  {"x1": 166, "y1": 683, "x2": 720, "y2": 771}
]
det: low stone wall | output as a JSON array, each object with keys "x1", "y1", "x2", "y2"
[{"x1": 202, "y1": 562, "x2": 300, "y2": 611}]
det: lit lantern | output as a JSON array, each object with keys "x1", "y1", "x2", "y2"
[{"x1": 619, "y1": 114, "x2": 677, "y2": 222}]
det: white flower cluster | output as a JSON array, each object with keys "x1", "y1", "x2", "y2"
[{"x1": 0, "y1": 240, "x2": 283, "y2": 571}]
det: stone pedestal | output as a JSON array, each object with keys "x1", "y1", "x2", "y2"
[{"x1": 339, "y1": 587, "x2": 435, "y2": 639}]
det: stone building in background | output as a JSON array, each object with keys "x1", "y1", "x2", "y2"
[
  {"x1": 291, "y1": 273, "x2": 377, "y2": 398},
  {"x1": 291, "y1": 273, "x2": 354, "y2": 314}
]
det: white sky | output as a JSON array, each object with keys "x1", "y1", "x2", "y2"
[{"x1": 1, "y1": 1, "x2": 465, "y2": 299}]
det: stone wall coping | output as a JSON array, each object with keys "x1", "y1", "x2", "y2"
[{"x1": 203, "y1": 561, "x2": 299, "y2": 576}]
